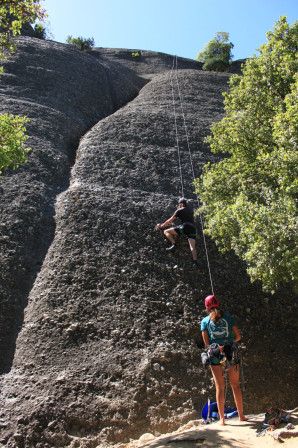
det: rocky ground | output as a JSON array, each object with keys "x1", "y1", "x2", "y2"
[
  {"x1": 124, "y1": 409, "x2": 298, "y2": 448},
  {"x1": 0, "y1": 36, "x2": 297, "y2": 447}
]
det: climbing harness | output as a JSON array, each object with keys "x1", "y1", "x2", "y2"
[
  {"x1": 170, "y1": 56, "x2": 214, "y2": 294},
  {"x1": 201, "y1": 342, "x2": 243, "y2": 369}
]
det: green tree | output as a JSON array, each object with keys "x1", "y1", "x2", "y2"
[
  {"x1": 0, "y1": 0, "x2": 46, "y2": 72},
  {"x1": 195, "y1": 17, "x2": 298, "y2": 292},
  {"x1": 34, "y1": 23, "x2": 46, "y2": 39},
  {"x1": 66, "y1": 35, "x2": 95, "y2": 51},
  {"x1": 196, "y1": 31, "x2": 234, "y2": 72},
  {"x1": 0, "y1": 114, "x2": 30, "y2": 175},
  {"x1": 0, "y1": 1, "x2": 46, "y2": 174}
]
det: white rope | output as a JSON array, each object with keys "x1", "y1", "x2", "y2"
[
  {"x1": 224, "y1": 369, "x2": 228, "y2": 402},
  {"x1": 172, "y1": 56, "x2": 215, "y2": 295},
  {"x1": 170, "y1": 58, "x2": 184, "y2": 198}
]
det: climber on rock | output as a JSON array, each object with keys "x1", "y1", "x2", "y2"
[{"x1": 156, "y1": 197, "x2": 198, "y2": 265}]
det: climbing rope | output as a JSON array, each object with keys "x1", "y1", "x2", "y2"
[
  {"x1": 171, "y1": 55, "x2": 214, "y2": 295},
  {"x1": 170, "y1": 59, "x2": 184, "y2": 198}
]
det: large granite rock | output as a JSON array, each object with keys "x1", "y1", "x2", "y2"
[
  {"x1": 0, "y1": 37, "x2": 297, "y2": 447},
  {"x1": 0, "y1": 37, "x2": 146, "y2": 374}
]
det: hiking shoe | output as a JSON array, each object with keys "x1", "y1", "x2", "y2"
[{"x1": 166, "y1": 244, "x2": 176, "y2": 251}]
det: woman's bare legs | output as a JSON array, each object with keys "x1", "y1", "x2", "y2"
[
  {"x1": 228, "y1": 365, "x2": 248, "y2": 421},
  {"x1": 211, "y1": 364, "x2": 248, "y2": 424},
  {"x1": 211, "y1": 365, "x2": 226, "y2": 425}
]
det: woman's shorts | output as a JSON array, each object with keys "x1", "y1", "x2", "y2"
[
  {"x1": 174, "y1": 223, "x2": 196, "y2": 239},
  {"x1": 209, "y1": 356, "x2": 240, "y2": 366}
]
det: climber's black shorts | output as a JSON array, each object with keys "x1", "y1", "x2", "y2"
[{"x1": 174, "y1": 223, "x2": 196, "y2": 240}]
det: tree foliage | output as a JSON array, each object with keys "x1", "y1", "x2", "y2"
[
  {"x1": 0, "y1": 1, "x2": 45, "y2": 174},
  {"x1": 0, "y1": 0, "x2": 46, "y2": 71},
  {"x1": 34, "y1": 22, "x2": 46, "y2": 39},
  {"x1": 0, "y1": 114, "x2": 30, "y2": 175},
  {"x1": 196, "y1": 31, "x2": 234, "y2": 72},
  {"x1": 195, "y1": 17, "x2": 298, "y2": 292},
  {"x1": 66, "y1": 35, "x2": 95, "y2": 52}
]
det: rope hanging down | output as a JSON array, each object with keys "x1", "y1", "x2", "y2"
[
  {"x1": 170, "y1": 59, "x2": 184, "y2": 198},
  {"x1": 171, "y1": 56, "x2": 215, "y2": 295}
]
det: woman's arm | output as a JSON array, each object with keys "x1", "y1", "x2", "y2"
[
  {"x1": 202, "y1": 330, "x2": 210, "y2": 347},
  {"x1": 232, "y1": 326, "x2": 241, "y2": 343}
]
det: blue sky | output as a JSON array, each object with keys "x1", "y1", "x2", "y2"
[{"x1": 42, "y1": 0, "x2": 297, "y2": 61}]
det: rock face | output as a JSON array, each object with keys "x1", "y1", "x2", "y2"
[
  {"x1": 0, "y1": 37, "x2": 147, "y2": 374},
  {"x1": 0, "y1": 38, "x2": 297, "y2": 447}
]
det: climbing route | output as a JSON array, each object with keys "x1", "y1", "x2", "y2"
[{"x1": 170, "y1": 56, "x2": 215, "y2": 294}]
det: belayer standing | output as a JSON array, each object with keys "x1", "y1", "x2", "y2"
[
  {"x1": 201, "y1": 295, "x2": 248, "y2": 425},
  {"x1": 156, "y1": 197, "x2": 198, "y2": 265}
]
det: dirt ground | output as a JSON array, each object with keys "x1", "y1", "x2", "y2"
[{"x1": 121, "y1": 410, "x2": 298, "y2": 448}]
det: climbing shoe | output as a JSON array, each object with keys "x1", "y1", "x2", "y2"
[{"x1": 166, "y1": 244, "x2": 176, "y2": 251}]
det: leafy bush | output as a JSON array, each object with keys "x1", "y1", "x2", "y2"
[
  {"x1": 0, "y1": 114, "x2": 31, "y2": 175},
  {"x1": 132, "y1": 52, "x2": 140, "y2": 58},
  {"x1": 0, "y1": 0, "x2": 47, "y2": 73},
  {"x1": 0, "y1": 1, "x2": 45, "y2": 175},
  {"x1": 195, "y1": 17, "x2": 298, "y2": 292},
  {"x1": 66, "y1": 36, "x2": 95, "y2": 51},
  {"x1": 196, "y1": 31, "x2": 234, "y2": 72},
  {"x1": 34, "y1": 23, "x2": 46, "y2": 39}
]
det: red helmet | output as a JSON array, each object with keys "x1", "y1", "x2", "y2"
[{"x1": 205, "y1": 295, "x2": 219, "y2": 310}]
